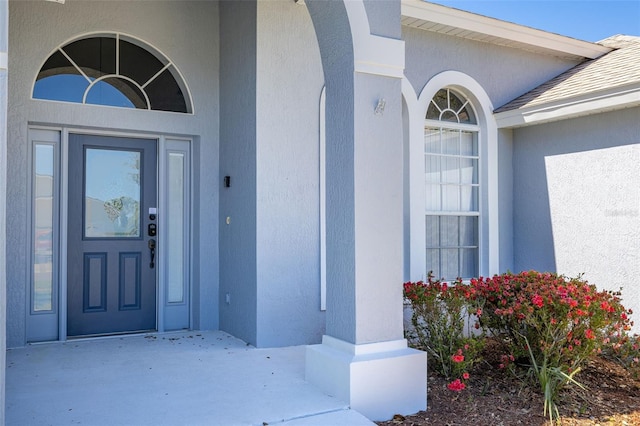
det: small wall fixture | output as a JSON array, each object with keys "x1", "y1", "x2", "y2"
[
  {"x1": 224, "y1": 176, "x2": 231, "y2": 188},
  {"x1": 45, "y1": 0, "x2": 65, "y2": 4},
  {"x1": 375, "y1": 98, "x2": 386, "y2": 115}
]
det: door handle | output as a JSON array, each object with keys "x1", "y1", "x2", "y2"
[{"x1": 148, "y1": 239, "x2": 156, "y2": 268}]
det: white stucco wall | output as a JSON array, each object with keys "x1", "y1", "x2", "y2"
[
  {"x1": 513, "y1": 107, "x2": 640, "y2": 333},
  {"x1": 255, "y1": 0, "x2": 326, "y2": 347},
  {"x1": 7, "y1": 0, "x2": 220, "y2": 347}
]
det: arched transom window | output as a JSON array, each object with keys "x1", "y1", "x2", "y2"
[
  {"x1": 33, "y1": 33, "x2": 192, "y2": 113},
  {"x1": 424, "y1": 88, "x2": 479, "y2": 280}
]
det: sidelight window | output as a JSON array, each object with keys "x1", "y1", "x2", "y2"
[{"x1": 31, "y1": 135, "x2": 58, "y2": 313}]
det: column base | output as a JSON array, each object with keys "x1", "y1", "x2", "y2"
[{"x1": 305, "y1": 335, "x2": 427, "y2": 421}]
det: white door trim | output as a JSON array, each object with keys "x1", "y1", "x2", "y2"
[{"x1": 26, "y1": 125, "x2": 193, "y2": 343}]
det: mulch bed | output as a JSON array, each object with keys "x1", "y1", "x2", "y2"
[{"x1": 376, "y1": 349, "x2": 640, "y2": 426}]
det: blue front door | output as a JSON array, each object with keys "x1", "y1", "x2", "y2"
[{"x1": 67, "y1": 134, "x2": 157, "y2": 337}]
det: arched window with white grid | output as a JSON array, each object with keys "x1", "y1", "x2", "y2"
[
  {"x1": 33, "y1": 33, "x2": 192, "y2": 113},
  {"x1": 424, "y1": 88, "x2": 480, "y2": 280}
]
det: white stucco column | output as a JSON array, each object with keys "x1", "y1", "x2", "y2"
[
  {"x1": 305, "y1": 0, "x2": 426, "y2": 420},
  {"x1": 0, "y1": 0, "x2": 8, "y2": 423}
]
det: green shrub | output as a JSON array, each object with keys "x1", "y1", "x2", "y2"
[
  {"x1": 601, "y1": 332, "x2": 640, "y2": 379},
  {"x1": 467, "y1": 271, "x2": 633, "y2": 422},
  {"x1": 404, "y1": 274, "x2": 483, "y2": 390},
  {"x1": 403, "y1": 270, "x2": 636, "y2": 422}
]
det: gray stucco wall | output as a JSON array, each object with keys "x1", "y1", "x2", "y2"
[
  {"x1": 255, "y1": 1, "x2": 326, "y2": 347},
  {"x1": 364, "y1": 0, "x2": 401, "y2": 39},
  {"x1": 403, "y1": 27, "x2": 582, "y2": 112},
  {"x1": 7, "y1": 0, "x2": 220, "y2": 347},
  {"x1": 498, "y1": 129, "x2": 514, "y2": 272},
  {"x1": 306, "y1": 0, "x2": 359, "y2": 344},
  {"x1": 349, "y1": 71, "x2": 406, "y2": 344},
  {"x1": 401, "y1": 26, "x2": 587, "y2": 276},
  {"x1": 1, "y1": 0, "x2": 8, "y2": 420},
  {"x1": 513, "y1": 108, "x2": 640, "y2": 333},
  {"x1": 308, "y1": 0, "x2": 406, "y2": 344},
  {"x1": 219, "y1": 0, "x2": 258, "y2": 346}
]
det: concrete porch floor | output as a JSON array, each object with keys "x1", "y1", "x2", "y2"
[{"x1": 5, "y1": 330, "x2": 374, "y2": 426}]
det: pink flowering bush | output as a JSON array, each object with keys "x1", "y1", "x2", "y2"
[
  {"x1": 466, "y1": 271, "x2": 633, "y2": 422},
  {"x1": 468, "y1": 271, "x2": 633, "y2": 374},
  {"x1": 446, "y1": 378, "x2": 466, "y2": 392},
  {"x1": 404, "y1": 274, "x2": 483, "y2": 388},
  {"x1": 602, "y1": 333, "x2": 640, "y2": 379},
  {"x1": 404, "y1": 270, "x2": 639, "y2": 421}
]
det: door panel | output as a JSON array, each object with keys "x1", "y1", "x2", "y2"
[{"x1": 68, "y1": 134, "x2": 157, "y2": 337}]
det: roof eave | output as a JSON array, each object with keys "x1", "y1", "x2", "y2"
[
  {"x1": 494, "y1": 84, "x2": 640, "y2": 128},
  {"x1": 401, "y1": 0, "x2": 612, "y2": 60}
]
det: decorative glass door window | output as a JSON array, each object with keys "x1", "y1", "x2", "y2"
[{"x1": 84, "y1": 148, "x2": 141, "y2": 238}]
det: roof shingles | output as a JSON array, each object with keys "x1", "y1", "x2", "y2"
[{"x1": 495, "y1": 35, "x2": 640, "y2": 113}]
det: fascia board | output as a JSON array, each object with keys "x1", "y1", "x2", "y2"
[
  {"x1": 401, "y1": 0, "x2": 611, "y2": 60},
  {"x1": 494, "y1": 84, "x2": 640, "y2": 128}
]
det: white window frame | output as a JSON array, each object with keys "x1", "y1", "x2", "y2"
[
  {"x1": 26, "y1": 128, "x2": 61, "y2": 342},
  {"x1": 404, "y1": 71, "x2": 499, "y2": 282},
  {"x1": 424, "y1": 119, "x2": 480, "y2": 281},
  {"x1": 25, "y1": 126, "x2": 193, "y2": 343},
  {"x1": 31, "y1": 32, "x2": 194, "y2": 114}
]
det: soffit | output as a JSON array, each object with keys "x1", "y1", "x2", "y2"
[{"x1": 401, "y1": 0, "x2": 611, "y2": 61}]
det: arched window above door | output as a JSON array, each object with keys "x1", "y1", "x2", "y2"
[{"x1": 33, "y1": 34, "x2": 192, "y2": 113}]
